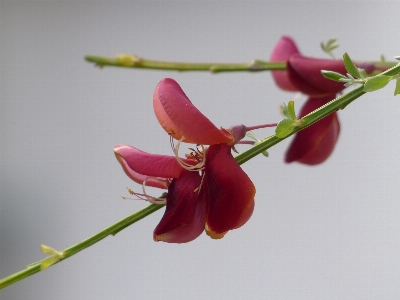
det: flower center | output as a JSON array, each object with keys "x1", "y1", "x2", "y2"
[{"x1": 170, "y1": 136, "x2": 207, "y2": 172}]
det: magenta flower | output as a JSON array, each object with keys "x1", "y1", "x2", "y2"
[
  {"x1": 114, "y1": 78, "x2": 255, "y2": 243},
  {"x1": 270, "y1": 36, "x2": 355, "y2": 165},
  {"x1": 270, "y1": 35, "x2": 348, "y2": 97}
]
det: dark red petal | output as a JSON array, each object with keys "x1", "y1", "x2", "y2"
[
  {"x1": 285, "y1": 96, "x2": 340, "y2": 165},
  {"x1": 153, "y1": 171, "x2": 206, "y2": 243},
  {"x1": 204, "y1": 144, "x2": 255, "y2": 238},
  {"x1": 288, "y1": 54, "x2": 347, "y2": 97},
  {"x1": 270, "y1": 36, "x2": 301, "y2": 92},
  {"x1": 114, "y1": 144, "x2": 192, "y2": 180},
  {"x1": 153, "y1": 78, "x2": 233, "y2": 145}
]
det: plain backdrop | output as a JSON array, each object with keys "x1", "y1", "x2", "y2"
[{"x1": 1, "y1": 1, "x2": 400, "y2": 299}]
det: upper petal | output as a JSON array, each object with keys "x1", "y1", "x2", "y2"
[
  {"x1": 153, "y1": 78, "x2": 233, "y2": 145},
  {"x1": 285, "y1": 96, "x2": 340, "y2": 165},
  {"x1": 288, "y1": 54, "x2": 347, "y2": 97},
  {"x1": 270, "y1": 36, "x2": 301, "y2": 92},
  {"x1": 203, "y1": 144, "x2": 255, "y2": 238},
  {"x1": 114, "y1": 144, "x2": 190, "y2": 183},
  {"x1": 153, "y1": 171, "x2": 206, "y2": 243}
]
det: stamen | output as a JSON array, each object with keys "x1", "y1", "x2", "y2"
[
  {"x1": 172, "y1": 137, "x2": 206, "y2": 172},
  {"x1": 122, "y1": 190, "x2": 166, "y2": 204},
  {"x1": 124, "y1": 185, "x2": 167, "y2": 204}
]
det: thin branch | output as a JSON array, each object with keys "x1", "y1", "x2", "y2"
[{"x1": 84, "y1": 55, "x2": 287, "y2": 73}]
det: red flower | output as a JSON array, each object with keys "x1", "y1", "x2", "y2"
[
  {"x1": 270, "y1": 36, "x2": 350, "y2": 165},
  {"x1": 270, "y1": 35, "x2": 348, "y2": 97},
  {"x1": 114, "y1": 78, "x2": 255, "y2": 243}
]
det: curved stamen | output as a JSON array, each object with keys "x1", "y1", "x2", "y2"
[
  {"x1": 171, "y1": 137, "x2": 206, "y2": 172},
  {"x1": 124, "y1": 186, "x2": 167, "y2": 204}
]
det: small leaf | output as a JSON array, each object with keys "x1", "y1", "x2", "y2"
[
  {"x1": 321, "y1": 70, "x2": 348, "y2": 81},
  {"x1": 343, "y1": 52, "x2": 361, "y2": 78},
  {"x1": 359, "y1": 69, "x2": 368, "y2": 79},
  {"x1": 344, "y1": 81, "x2": 354, "y2": 87},
  {"x1": 363, "y1": 75, "x2": 392, "y2": 92},
  {"x1": 275, "y1": 119, "x2": 297, "y2": 138},
  {"x1": 394, "y1": 78, "x2": 400, "y2": 96},
  {"x1": 395, "y1": 56, "x2": 400, "y2": 61},
  {"x1": 282, "y1": 102, "x2": 290, "y2": 119},
  {"x1": 287, "y1": 101, "x2": 297, "y2": 120},
  {"x1": 325, "y1": 38, "x2": 337, "y2": 48}
]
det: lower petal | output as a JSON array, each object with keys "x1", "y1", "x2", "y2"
[
  {"x1": 285, "y1": 96, "x2": 340, "y2": 165},
  {"x1": 114, "y1": 144, "x2": 190, "y2": 180},
  {"x1": 204, "y1": 144, "x2": 256, "y2": 238},
  {"x1": 153, "y1": 171, "x2": 206, "y2": 243}
]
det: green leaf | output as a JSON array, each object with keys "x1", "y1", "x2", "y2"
[
  {"x1": 321, "y1": 70, "x2": 347, "y2": 81},
  {"x1": 287, "y1": 101, "x2": 297, "y2": 120},
  {"x1": 395, "y1": 56, "x2": 400, "y2": 61},
  {"x1": 394, "y1": 78, "x2": 400, "y2": 96},
  {"x1": 359, "y1": 69, "x2": 368, "y2": 79},
  {"x1": 281, "y1": 102, "x2": 290, "y2": 119},
  {"x1": 343, "y1": 52, "x2": 361, "y2": 78},
  {"x1": 363, "y1": 75, "x2": 392, "y2": 92},
  {"x1": 326, "y1": 38, "x2": 337, "y2": 48},
  {"x1": 275, "y1": 119, "x2": 297, "y2": 138}
]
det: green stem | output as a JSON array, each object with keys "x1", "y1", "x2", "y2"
[
  {"x1": 85, "y1": 55, "x2": 286, "y2": 73},
  {"x1": 85, "y1": 55, "x2": 398, "y2": 73},
  {"x1": 2, "y1": 62, "x2": 400, "y2": 291},
  {"x1": 0, "y1": 204, "x2": 164, "y2": 290}
]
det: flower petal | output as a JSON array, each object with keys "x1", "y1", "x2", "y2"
[
  {"x1": 270, "y1": 36, "x2": 300, "y2": 92},
  {"x1": 114, "y1": 152, "x2": 168, "y2": 189},
  {"x1": 153, "y1": 78, "x2": 233, "y2": 145},
  {"x1": 114, "y1": 144, "x2": 191, "y2": 182},
  {"x1": 153, "y1": 171, "x2": 206, "y2": 243},
  {"x1": 288, "y1": 54, "x2": 347, "y2": 97},
  {"x1": 285, "y1": 96, "x2": 340, "y2": 165},
  {"x1": 203, "y1": 144, "x2": 255, "y2": 238}
]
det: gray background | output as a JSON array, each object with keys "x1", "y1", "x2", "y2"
[{"x1": 1, "y1": 1, "x2": 400, "y2": 299}]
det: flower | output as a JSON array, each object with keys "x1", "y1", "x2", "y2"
[
  {"x1": 114, "y1": 78, "x2": 256, "y2": 243},
  {"x1": 270, "y1": 36, "x2": 347, "y2": 165}
]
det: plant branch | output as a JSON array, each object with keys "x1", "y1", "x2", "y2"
[
  {"x1": 0, "y1": 203, "x2": 164, "y2": 290},
  {"x1": 2, "y1": 62, "x2": 399, "y2": 291},
  {"x1": 85, "y1": 55, "x2": 286, "y2": 73},
  {"x1": 85, "y1": 54, "x2": 398, "y2": 73}
]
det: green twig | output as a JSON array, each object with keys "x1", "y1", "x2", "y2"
[
  {"x1": 85, "y1": 54, "x2": 398, "y2": 74},
  {"x1": 0, "y1": 204, "x2": 164, "y2": 290},
  {"x1": 84, "y1": 55, "x2": 286, "y2": 73}
]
